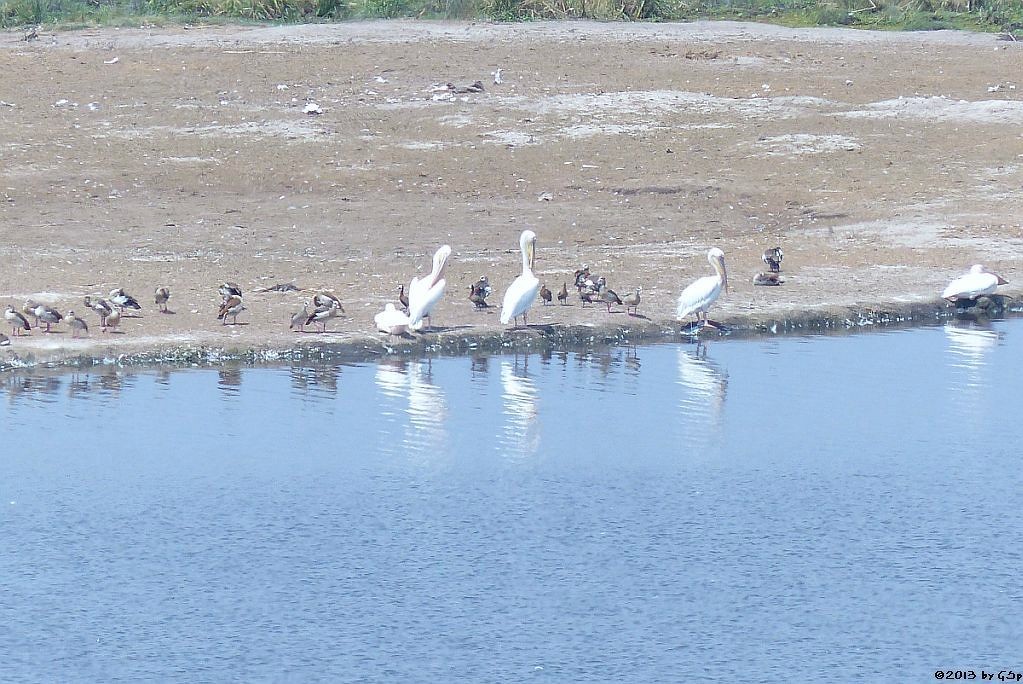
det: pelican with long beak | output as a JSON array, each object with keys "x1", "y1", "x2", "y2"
[
  {"x1": 408, "y1": 245, "x2": 452, "y2": 331},
  {"x1": 942, "y1": 264, "x2": 1008, "y2": 302},
  {"x1": 677, "y1": 247, "x2": 728, "y2": 330},
  {"x1": 501, "y1": 230, "x2": 540, "y2": 327}
]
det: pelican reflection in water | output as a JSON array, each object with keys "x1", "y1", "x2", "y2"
[
  {"x1": 945, "y1": 322, "x2": 1000, "y2": 426},
  {"x1": 677, "y1": 343, "x2": 728, "y2": 450},
  {"x1": 374, "y1": 359, "x2": 448, "y2": 459},
  {"x1": 500, "y1": 357, "x2": 540, "y2": 457}
]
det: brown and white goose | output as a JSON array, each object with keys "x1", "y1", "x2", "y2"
[
  {"x1": 217, "y1": 294, "x2": 245, "y2": 325},
  {"x1": 67, "y1": 310, "x2": 88, "y2": 338},
  {"x1": 5, "y1": 305, "x2": 31, "y2": 336}
]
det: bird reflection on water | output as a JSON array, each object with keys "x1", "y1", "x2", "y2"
[
  {"x1": 499, "y1": 356, "x2": 540, "y2": 458},
  {"x1": 677, "y1": 342, "x2": 728, "y2": 452}
]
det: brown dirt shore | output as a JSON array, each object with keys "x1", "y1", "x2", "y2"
[{"x1": 1, "y1": 19, "x2": 1021, "y2": 369}]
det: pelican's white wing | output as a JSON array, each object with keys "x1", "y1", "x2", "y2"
[
  {"x1": 500, "y1": 273, "x2": 540, "y2": 324},
  {"x1": 408, "y1": 278, "x2": 446, "y2": 330},
  {"x1": 942, "y1": 271, "x2": 998, "y2": 300},
  {"x1": 677, "y1": 275, "x2": 722, "y2": 319}
]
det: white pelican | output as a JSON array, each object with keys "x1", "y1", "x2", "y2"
[
  {"x1": 408, "y1": 245, "x2": 452, "y2": 331},
  {"x1": 942, "y1": 264, "x2": 1007, "y2": 302},
  {"x1": 501, "y1": 230, "x2": 540, "y2": 326},
  {"x1": 375, "y1": 303, "x2": 411, "y2": 337},
  {"x1": 677, "y1": 247, "x2": 728, "y2": 329}
]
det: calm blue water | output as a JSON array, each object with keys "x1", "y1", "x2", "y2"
[{"x1": 2, "y1": 320, "x2": 1022, "y2": 682}]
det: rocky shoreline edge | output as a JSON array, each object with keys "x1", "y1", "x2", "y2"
[{"x1": 1, "y1": 295, "x2": 1018, "y2": 375}]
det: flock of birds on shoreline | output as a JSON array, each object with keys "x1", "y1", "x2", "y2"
[{"x1": 1, "y1": 228, "x2": 1011, "y2": 346}]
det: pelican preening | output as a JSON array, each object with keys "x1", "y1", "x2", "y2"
[
  {"x1": 942, "y1": 264, "x2": 1008, "y2": 303},
  {"x1": 501, "y1": 230, "x2": 540, "y2": 327},
  {"x1": 408, "y1": 245, "x2": 452, "y2": 332},
  {"x1": 677, "y1": 248, "x2": 728, "y2": 331}
]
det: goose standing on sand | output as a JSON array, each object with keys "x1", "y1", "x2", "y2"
[
  {"x1": 375, "y1": 302, "x2": 411, "y2": 337},
  {"x1": 109, "y1": 288, "x2": 142, "y2": 313},
  {"x1": 622, "y1": 287, "x2": 641, "y2": 315},
  {"x1": 34, "y1": 304, "x2": 63, "y2": 333},
  {"x1": 408, "y1": 245, "x2": 452, "y2": 332},
  {"x1": 103, "y1": 307, "x2": 121, "y2": 333},
  {"x1": 599, "y1": 281, "x2": 623, "y2": 313},
  {"x1": 313, "y1": 292, "x2": 345, "y2": 313},
  {"x1": 67, "y1": 311, "x2": 88, "y2": 338},
  {"x1": 5, "y1": 305, "x2": 31, "y2": 336},
  {"x1": 557, "y1": 282, "x2": 568, "y2": 305},
  {"x1": 154, "y1": 286, "x2": 171, "y2": 313},
  {"x1": 218, "y1": 294, "x2": 245, "y2": 325},
  {"x1": 306, "y1": 300, "x2": 341, "y2": 332},
  {"x1": 942, "y1": 264, "x2": 1008, "y2": 302},
  {"x1": 84, "y1": 296, "x2": 113, "y2": 327},
  {"x1": 289, "y1": 303, "x2": 310, "y2": 332},
  {"x1": 501, "y1": 230, "x2": 540, "y2": 327},
  {"x1": 677, "y1": 248, "x2": 728, "y2": 330}
]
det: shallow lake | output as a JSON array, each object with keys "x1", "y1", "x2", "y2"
[{"x1": 2, "y1": 319, "x2": 1022, "y2": 682}]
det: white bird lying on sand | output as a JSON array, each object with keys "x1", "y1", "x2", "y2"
[
  {"x1": 942, "y1": 264, "x2": 1007, "y2": 302},
  {"x1": 375, "y1": 303, "x2": 411, "y2": 337}
]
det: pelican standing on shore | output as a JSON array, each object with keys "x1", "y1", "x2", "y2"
[
  {"x1": 501, "y1": 230, "x2": 540, "y2": 327},
  {"x1": 408, "y1": 244, "x2": 452, "y2": 331},
  {"x1": 677, "y1": 248, "x2": 728, "y2": 330},
  {"x1": 942, "y1": 264, "x2": 1008, "y2": 302}
]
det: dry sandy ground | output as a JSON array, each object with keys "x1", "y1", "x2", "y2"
[{"x1": 1, "y1": 19, "x2": 1021, "y2": 365}]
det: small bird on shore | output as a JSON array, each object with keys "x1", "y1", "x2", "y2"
[
  {"x1": 313, "y1": 292, "x2": 345, "y2": 314},
  {"x1": 398, "y1": 284, "x2": 409, "y2": 314},
  {"x1": 84, "y1": 296, "x2": 113, "y2": 327},
  {"x1": 154, "y1": 286, "x2": 171, "y2": 313},
  {"x1": 580, "y1": 289, "x2": 596, "y2": 306},
  {"x1": 599, "y1": 281, "x2": 623, "y2": 313},
  {"x1": 622, "y1": 287, "x2": 642, "y2": 315},
  {"x1": 942, "y1": 264, "x2": 1008, "y2": 303},
  {"x1": 753, "y1": 272, "x2": 784, "y2": 286},
  {"x1": 762, "y1": 247, "x2": 783, "y2": 273},
  {"x1": 34, "y1": 304, "x2": 63, "y2": 333},
  {"x1": 557, "y1": 282, "x2": 568, "y2": 305},
  {"x1": 306, "y1": 300, "x2": 340, "y2": 332},
  {"x1": 217, "y1": 294, "x2": 245, "y2": 325},
  {"x1": 22, "y1": 300, "x2": 41, "y2": 326},
  {"x1": 0, "y1": 332, "x2": 9, "y2": 346},
  {"x1": 103, "y1": 307, "x2": 121, "y2": 333},
  {"x1": 469, "y1": 284, "x2": 489, "y2": 309},
  {"x1": 5, "y1": 305, "x2": 31, "y2": 336},
  {"x1": 539, "y1": 284, "x2": 552, "y2": 306},
  {"x1": 67, "y1": 310, "x2": 88, "y2": 338},
  {"x1": 290, "y1": 303, "x2": 310, "y2": 332},
  {"x1": 109, "y1": 288, "x2": 142, "y2": 314}
]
